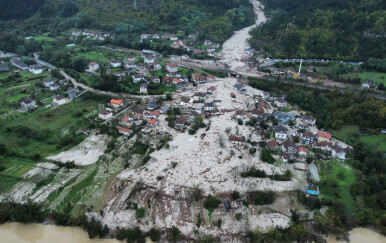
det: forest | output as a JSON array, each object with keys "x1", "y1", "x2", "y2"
[
  {"x1": 249, "y1": 0, "x2": 386, "y2": 60},
  {"x1": 0, "y1": 0, "x2": 255, "y2": 45}
]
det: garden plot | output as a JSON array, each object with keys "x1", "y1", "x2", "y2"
[{"x1": 48, "y1": 134, "x2": 110, "y2": 166}]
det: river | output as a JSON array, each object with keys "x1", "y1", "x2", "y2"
[{"x1": 0, "y1": 223, "x2": 385, "y2": 243}]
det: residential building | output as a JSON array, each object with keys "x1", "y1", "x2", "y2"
[
  {"x1": 317, "y1": 131, "x2": 332, "y2": 142},
  {"x1": 261, "y1": 92, "x2": 270, "y2": 100},
  {"x1": 49, "y1": 83, "x2": 60, "y2": 91},
  {"x1": 207, "y1": 75, "x2": 215, "y2": 82},
  {"x1": 110, "y1": 99, "x2": 124, "y2": 109},
  {"x1": 275, "y1": 126, "x2": 287, "y2": 140},
  {"x1": 43, "y1": 79, "x2": 55, "y2": 87},
  {"x1": 302, "y1": 115, "x2": 316, "y2": 125},
  {"x1": 314, "y1": 141, "x2": 333, "y2": 152},
  {"x1": 20, "y1": 98, "x2": 37, "y2": 110},
  {"x1": 174, "y1": 116, "x2": 186, "y2": 128},
  {"x1": 67, "y1": 87, "x2": 78, "y2": 99},
  {"x1": 273, "y1": 112, "x2": 296, "y2": 124},
  {"x1": 99, "y1": 110, "x2": 113, "y2": 120},
  {"x1": 274, "y1": 98, "x2": 287, "y2": 108},
  {"x1": 266, "y1": 140, "x2": 279, "y2": 150},
  {"x1": 251, "y1": 109, "x2": 265, "y2": 120},
  {"x1": 301, "y1": 132, "x2": 315, "y2": 145},
  {"x1": 118, "y1": 127, "x2": 132, "y2": 136},
  {"x1": 151, "y1": 76, "x2": 160, "y2": 83},
  {"x1": 297, "y1": 146, "x2": 308, "y2": 157},
  {"x1": 213, "y1": 100, "x2": 222, "y2": 107},
  {"x1": 282, "y1": 140, "x2": 297, "y2": 154},
  {"x1": 194, "y1": 92, "x2": 207, "y2": 102},
  {"x1": 147, "y1": 119, "x2": 158, "y2": 127},
  {"x1": 29, "y1": 65, "x2": 43, "y2": 74},
  {"x1": 0, "y1": 64, "x2": 9, "y2": 72},
  {"x1": 307, "y1": 65, "x2": 314, "y2": 72},
  {"x1": 53, "y1": 95, "x2": 66, "y2": 106},
  {"x1": 192, "y1": 73, "x2": 207, "y2": 83},
  {"x1": 229, "y1": 136, "x2": 246, "y2": 145},
  {"x1": 133, "y1": 75, "x2": 145, "y2": 83},
  {"x1": 207, "y1": 86, "x2": 216, "y2": 94},
  {"x1": 144, "y1": 56, "x2": 155, "y2": 64},
  {"x1": 132, "y1": 108, "x2": 145, "y2": 118},
  {"x1": 11, "y1": 58, "x2": 28, "y2": 70},
  {"x1": 162, "y1": 77, "x2": 173, "y2": 86},
  {"x1": 204, "y1": 102, "x2": 215, "y2": 112},
  {"x1": 109, "y1": 60, "x2": 122, "y2": 67},
  {"x1": 88, "y1": 62, "x2": 99, "y2": 71},
  {"x1": 140, "y1": 83, "x2": 148, "y2": 94},
  {"x1": 362, "y1": 81, "x2": 370, "y2": 89},
  {"x1": 165, "y1": 63, "x2": 178, "y2": 73},
  {"x1": 332, "y1": 146, "x2": 346, "y2": 160}
]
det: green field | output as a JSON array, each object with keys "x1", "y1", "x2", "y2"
[
  {"x1": 332, "y1": 125, "x2": 386, "y2": 152},
  {"x1": 33, "y1": 36, "x2": 56, "y2": 42},
  {"x1": 358, "y1": 72, "x2": 386, "y2": 85},
  {"x1": 73, "y1": 48, "x2": 131, "y2": 64},
  {"x1": 317, "y1": 161, "x2": 356, "y2": 213}
]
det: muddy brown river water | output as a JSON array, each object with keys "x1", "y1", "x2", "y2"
[{"x1": 0, "y1": 223, "x2": 384, "y2": 243}]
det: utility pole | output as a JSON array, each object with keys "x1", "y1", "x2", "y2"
[{"x1": 298, "y1": 59, "x2": 303, "y2": 77}]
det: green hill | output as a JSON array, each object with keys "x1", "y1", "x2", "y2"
[
  {"x1": 249, "y1": 0, "x2": 386, "y2": 61},
  {"x1": 0, "y1": 0, "x2": 255, "y2": 45}
]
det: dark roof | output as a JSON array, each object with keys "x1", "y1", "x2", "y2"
[
  {"x1": 251, "y1": 109, "x2": 265, "y2": 116},
  {"x1": 175, "y1": 116, "x2": 186, "y2": 125},
  {"x1": 266, "y1": 140, "x2": 279, "y2": 148},
  {"x1": 54, "y1": 94, "x2": 65, "y2": 100},
  {"x1": 132, "y1": 108, "x2": 144, "y2": 114},
  {"x1": 224, "y1": 200, "x2": 231, "y2": 210},
  {"x1": 194, "y1": 92, "x2": 207, "y2": 97},
  {"x1": 22, "y1": 97, "x2": 35, "y2": 104},
  {"x1": 0, "y1": 64, "x2": 9, "y2": 71},
  {"x1": 282, "y1": 140, "x2": 296, "y2": 148},
  {"x1": 275, "y1": 125, "x2": 287, "y2": 133},
  {"x1": 228, "y1": 136, "x2": 245, "y2": 142},
  {"x1": 99, "y1": 110, "x2": 112, "y2": 115},
  {"x1": 205, "y1": 102, "x2": 214, "y2": 107}
]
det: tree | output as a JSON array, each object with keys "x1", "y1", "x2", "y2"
[
  {"x1": 72, "y1": 57, "x2": 87, "y2": 72},
  {"x1": 165, "y1": 92, "x2": 172, "y2": 100},
  {"x1": 169, "y1": 226, "x2": 181, "y2": 243},
  {"x1": 61, "y1": 1, "x2": 79, "y2": 17},
  {"x1": 260, "y1": 149, "x2": 275, "y2": 164},
  {"x1": 204, "y1": 195, "x2": 221, "y2": 212},
  {"x1": 149, "y1": 228, "x2": 160, "y2": 242},
  {"x1": 135, "y1": 207, "x2": 145, "y2": 219},
  {"x1": 189, "y1": 185, "x2": 203, "y2": 202}
]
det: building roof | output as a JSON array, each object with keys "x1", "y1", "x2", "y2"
[
  {"x1": 317, "y1": 131, "x2": 332, "y2": 140},
  {"x1": 298, "y1": 146, "x2": 308, "y2": 153},
  {"x1": 121, "y1": 116, "x2": 130, "y2": 122},
  {"x1": 175, "y1": 116, "x2": 186, "y2": 125},
  {"x1": 266, "y1": 140, "x2": 279, "y2": 148},
  {"x1": 207, "y1": 86, "x2": 217, "y2": 91},
  {"x1": 110, "y1": 99, "x2": 123, "y2": 105},
  {"x1": 282, "y1": 140, "x2": 296, "y2": 148},
  {"x1": 99, "y1": 110, "x2": 112, "y2": 115},
  {"x1": 166, "y1": 63, "x2": 178, "y2": 68},
  {"x1": 251, "y1": 109, "x2": 265, "y2": 116},
  {"x1": 54, "y1": 94, "x2": 65, "y2": 100},
  {"x1": 22, "y1": 97, "x2": 35, "y2": 104},
  {"x1": 147, "y1": 119, "x2": 157, "y2": 125},
  {"x1": 119, "y1": 127, "x2": 132, "y2": 133},
  {"x1": 194, "y1": 92, "x2": 207, "y2": 97},
  {"x1": 229, "y1": 136, "x2": 245, "y2": 142},
  {"x1": 275, "y1": 125, "x2": 287, "y2": 133},
  {"x1": 132, "y1": 108, "x2": 144, "y2": 114},
  {"x1": 149, "y1": 111, "x2": 159, "y2": 117}
]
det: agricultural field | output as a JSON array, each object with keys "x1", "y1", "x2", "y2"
[
  {"x1": 358, "y1": 72, "x2": 386, "y2": 85},
  {"x1": 317, "y1": 161, "x2": 356, "y2": 214},
  {"x1": 333, "y1": 125, "x2": 386, "y2": 152},
  {"x1": 72, "y1": 47, "x2": 137, "y2": 64}
]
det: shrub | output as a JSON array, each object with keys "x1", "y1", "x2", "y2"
[
  {"x1": 236, "y1": 213, "x2": 243, "y2": 221},
  {"x1": 135, "y1": 208, "x2": 145, "y2": 219},
  {"x1": 149, "y1": 228, "x2": 160, "y2": 242},
  {"x1": 260, "y1": 149, "x2": 275, "y2": 164},
  {"x1": 231, "y1": 191, "x2": 240, "y2": 200},
  {"x1": 189, "y1": 185, "x2": 203, "y2": 202},
  {"x1": 204, "y1": 195, "x2": 221, "y2": 212},
  {"x1": 248, "y1": 191, "x2": 275, "y2": 205}
]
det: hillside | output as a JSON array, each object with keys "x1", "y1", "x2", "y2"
[
  {"x1": 0, "y1": 0, "x2": 255, "y2": 43},
  {"x1": 249, "y1": 0, "x2": 386, "y2": 60}
]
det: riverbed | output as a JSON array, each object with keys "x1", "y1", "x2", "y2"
[{"x1": 327, "y1": 228, "x2": 385, "y2": 243}]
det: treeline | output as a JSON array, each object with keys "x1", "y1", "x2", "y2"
[
  {"x1": 250, "y1": 0, "x2": 386, "y2": 60},
  {"x1": 248, "y1": 77, "x2": 385, "y2": 130}
]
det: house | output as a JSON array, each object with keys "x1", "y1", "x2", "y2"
[
  {"x1": 170, "y1": 55, "x2": 181, "y2": 61},
  {"x1": 53, "y1": 95, "x2": 66, "y2": 106},
  {"x1": 109, "y1": 60, "x2": 122, "y2": 68},
  {"x1": 213, "y1": 100, "x2": 222, "y2": 107},
  {"x1": 167, "y1": 72, "x2": 181, "y2": 78},
  {"x1": 33, "y1": 52, "x2": 40, "y2": 59},
  {"x1": 307, "y1": 65, "x2": 314, "y2": 72},
  {"x1": 193, "y1": 49, "x2": 202, "y2": 54},
  {"x1": 317, "y1": 131, "x2": 332, "y2": 142},
  {"x1": 43, "y1": 79, "x2": 55, "y2": 87},
  {"x1": 301, "y1": 132, "x2": 315, "y2": 145},
  {"x1": 133, "y1": 75, "x2": 145, "y2": 83},
  {"x1": 29, "y1": 65, "x2": 43, "y2": 74},
  {"x1": 165, "y1": 63, "x2": 178, "y2": 73},
  {"x1": 244, "y1": 48, "x2": 252, "y2": 55},
  {"x1": 127, "y1": 56, "x2": 136, "y2": 62},
  {"x1": 110, "y1": 99, "x2": 124, "y2": 109},
  {"x1": 0, "y1": 64, "x2": 9, "y2": 72},
  {"x1": 234, "y1": 83, "x2": 246, "y2": 92},
  {"x1": 153, "y1": 62, "x2": 162, "y2": 71},
  {"x1": 140, "y1": 83, "x2": 148, "y2": 94},
  {"x1": 172, "y1": 78, "x2": 180, "y2": 85},
  {"x1": 258, "y1": 101, "x2": 270, "y2": 112},
  {"x1": 174, "y1": 116, "x2": 186, "y2": 128},
  {"x1": 204, "y1": 102, "x2": 215, "y2": 112},
  {"x1": 125, "y1": 62, "x2": 137, "y2": 70},
  {"x1": 251, "y1": 109, "x2": 265, "y2": 120},
  {"x1": 282, "y1": 153, "x2": 289, "y2": 163},
  {"x1": 176, "y1": 81, "x2": 189, "y2": 90},
  {"x1": 153, "y1": 33, "x2": 160, "y2": 39},
  {"x1": 118, "y1": 127, "x2": 132, "y2": 136},
  {"x1": 120, "y1": 116, "x2": 132, "y2": 127},
  {"x1": 204, "y1": 40, "x2": 212, "y2": 45},
  {"x1": 180, "y1": 97, "x2": 193, "y2": 106},
  {"x1": 20, "y1": 98, "x2": 37, "y2": 110},
  {"x1": 194, "y1": 92, "x2": 207, "y2": 102},
  {"x1": 192, "y1": 73, "x2": 207, "y2": 83},
  {"x1": 192, "y1": 103, "x2": 204, "y2": 114},
  {"x1": 160, "y1": 106, "x2": 169, "y2": 114},
  {"x1": 273, "y1": 112, "x2": 296, "y2": 124},
  {"x1": 189, "y1": 111, "x2": 201, "y2": 123},
  {"x1": 224, "y1": 200, "x2": 232, "y2": 212},
  {"x1": 67, "y1": 87, "x2": 78, "y2": 99},
  {"x1": 234, "y1": 110, "x2": 246, "y2": 120},
  {"x1": 144, "y1": 56, "x2": 155, "y2": 64},
  {"x1": 162, "y1": 33, "x2": 170, "y2": 39},
  {"x1": 302, "y1": 115, "x2": 316, "y2": 125},
  {"x1": 141, "y1": 50, "x2": 162, "y2": 58},
  {"x1": 362, "y1": 81, "x2": 370, "y2": 89},
  {"x1": 314, "y1": 141, "x2": 333, "y2": 152},
  {"x1": 207, "y1": 75, "x2": 216, "y2": 82},
  {"x1": 266, "y1": 140, "x2": 279, "y2": 150},
  {"x1": 88, "y1": 62, "x2": 99, "y2": 71},
  {"x1": 275, "y1": 126, "x2": 287, "y2": 140},
  {"x1": 297, "y1": 146, "x2": 308, "y2": 157},
  {"x1": 229, "y1": 136, "x2": 246, "y2": 145},
  {"x1": 147, "y1": 119, "x2": 158, "y2": 127},
  {"x1": 151, "y1": 76, "x2": 160, "y2": 83},
  {"x1": 282, "y1": 140, "x2": 297, "y2": 154},
  {"x1": 132, "y1": 108, "x2": 145, "y2": 118},
  {"x1": 140, "y1": 33, "x2": 148, "y2": 40},
  {"x1": 261, "y1": 92, "x2": 270, "y2": 100},
  {"x1": 170, "y1": 35, "x2": 178, "y2": 41},
  {"x1": 207, "y1": 86, "x2": 216, "y2": 94},
  {"x1": 162, "y1": 77, "x2": 173, "y2": 86},
  {"x1": 11, "y1": 58, "x2": 28, "y2": 70},
  {"x1": 99, "y1": 110, "x2": 112, "y2": 120},
  {"x1": 49, "y1": 83, "x2": 60, "y2": 91},
  {"x1": 274, "y1": 98, "x2": 287, "y2": 108},
  {"x1": 332, "y1": 145, "x2": 346, "y2": 160},
  {"x1": 148, "y1": 111, "x2": 159, "y2": 119}
]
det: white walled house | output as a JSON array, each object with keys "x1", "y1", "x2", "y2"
[
  {"x1": 88, "y1": 62, "x2": 99, "y2": 71},
  {"x1": 53, "y1": 95, "x2": 66, "y2": 106},
  {"x1": 29, "y1": 65, "x2": 43, "y2": 74},
  {"x1": 99, "y1": 110, "x2": 113, "y2": 120}
]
